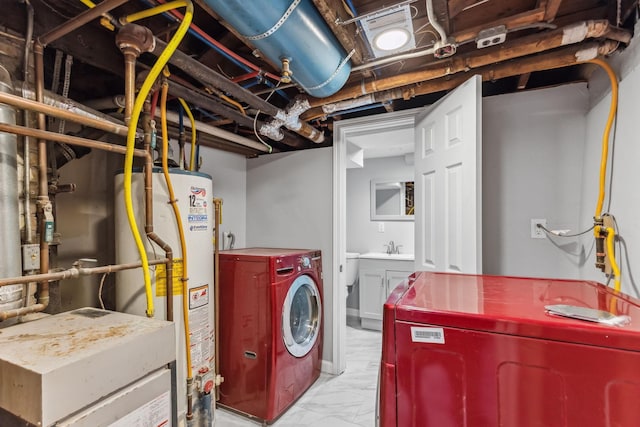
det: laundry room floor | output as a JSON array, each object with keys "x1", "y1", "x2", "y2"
[{"x1": 216, "y1": 325, "x2": 382, "y2": 426}]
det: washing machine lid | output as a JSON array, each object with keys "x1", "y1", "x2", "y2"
[
  {"x1": 393, "y1": 272, "x2": 640, "y2": 352},
  {"x1": 282, "y1": 274, "x2": 322, "y2": 358}
]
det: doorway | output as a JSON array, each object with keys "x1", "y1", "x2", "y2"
[{"x1": 332, "y1": 75, "x2": 483, "y2": 374}]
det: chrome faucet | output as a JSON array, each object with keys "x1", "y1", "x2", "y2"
[
  {"x1": 384, "y1": 241, "x2": 402, "y2": 255},
  {"x1": 385, "y1": 241, "x2": 395, "y2": 255}
]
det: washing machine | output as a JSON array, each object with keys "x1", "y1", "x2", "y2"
[
  {"x1": 379, "y1": 272, "x2": 640, "y2": 427},
  {"x1": 218, "y1": 248, "x2": 323, "y2": 423}
]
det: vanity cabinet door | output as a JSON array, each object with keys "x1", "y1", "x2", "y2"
[
  {"x1": 359, "y1": 269, "x2": 386, "y2": 321},
  {"x1": 386, "y1": 270, "x2": 412, "y2": 296}
]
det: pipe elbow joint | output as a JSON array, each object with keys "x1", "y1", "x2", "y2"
[{"x1": 259, "y1": 121, "x2": 285, "y2": 141}]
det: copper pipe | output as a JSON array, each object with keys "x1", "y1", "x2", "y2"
[
  {"x1": 0, "y1": 304, "x2": 46, "y2": 321},
  {"x1": 123, "y1": 49, "x2": 136, "y2": 125},
  {"x1": 309, "y1": 20, "x2": 631, "y2": 107},
  {"x1": 38, "y1": 0, "x2": 128, "y2": 46},
  {"x1": 0, "y1": 122, "x2": 148, "y2": 158},
  {"x1": 142, "y1": 100, "x2": 174, "y2": 321},
  {"x1": 0, "y1": 91, "x2": 129, "y2": 136},
  {"x1": 213, "y1": 197, "x2": 222, "y2": 401},
  {"x1": 0, "y1": 258, "x2": 168, "y2": 321},
  {"x1": 34, "y1": 42, "x2": 49, "y2": 310},
  {"x1": 0, "y1": 259, "x2": 168, "y2": 288}
]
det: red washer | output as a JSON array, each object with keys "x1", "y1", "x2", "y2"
[
  {"x1": 379, "y1": 272, "x2": 640, "y2": 427},
  {"x1": 218, "y1": 248, "x2": 323, "y2": 423}
]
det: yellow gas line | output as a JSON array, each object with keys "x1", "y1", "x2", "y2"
[
  {"x1": 121, "y1": 0, "x2": 193, "y2": 317},
  {"x1": 590, "y1": 58, "x2": 618, "y2": 221},
  {"x1": 161, "y1": 79, "x2": 194, "y2": 384},
  {"x1": 178, "y1": 98, "x2": 198, "y2": 171}
]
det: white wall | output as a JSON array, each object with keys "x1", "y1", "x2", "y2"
[
  {"x1": 578, "y1": 36, "x2": 640, "y2": 297},
  {"x1": 346, "y1": 155, "x2": 414, "y2": 310},
  {"x1": 198, "y1": 146, "x2": 247, "y2": 249},
  {"x1": 482, "y1": 84, "x2": 589, "y2": 279},
  {"x1": 346, "y1": 156, "x2": 415, "y2": 254},
  {"x1": 246, "y1": 148, "x2": 334, "y2": 364}
]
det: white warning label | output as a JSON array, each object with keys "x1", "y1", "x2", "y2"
[{"x1": 189, "y1": 288, "x2": 211, "y2": 370}]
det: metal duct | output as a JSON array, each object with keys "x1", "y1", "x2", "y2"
[
  {"x1": 203, "y1": 0, "x2": 352, "y2": 98},
  {"x1": 0, "y1": 65, "x2": 23, "y2": 312}
]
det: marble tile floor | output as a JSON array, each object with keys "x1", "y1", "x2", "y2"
[{"x1": 215, "y1": 324, "x2": 382, "y2": 427}]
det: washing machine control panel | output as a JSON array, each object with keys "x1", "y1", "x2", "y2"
[{"x1": 300, "y1": 256, "x2": 311, "y2": 269}]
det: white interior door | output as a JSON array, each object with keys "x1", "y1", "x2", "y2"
[{"x1": 414, "y1": 75, "x2": 482, "y2": 273}]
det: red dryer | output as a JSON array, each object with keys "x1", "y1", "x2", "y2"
[
  {"x1": 379, "y1": 272, "x2": 640, "y2": 427},
  {"x1": 218, "y1": 248, "x2": 323, "y2": 423}
]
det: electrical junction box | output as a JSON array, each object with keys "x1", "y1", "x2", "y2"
[
  {"x1": 21, "y1": 243, "x2": 40, "y2": 271},
  {"x1": 476, "y1": 25, "x2": 507, "y2": 48},
  {"x1": 0, "y1": 308, "x2": 175, "y2": 427}
]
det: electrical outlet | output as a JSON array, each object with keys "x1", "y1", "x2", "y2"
[
  {"x1": 378, "y1": 222, "x2": 385, "y2": 233},
  {"x1": 531, "y1": 219, "x2": 547, "y2": 239}
]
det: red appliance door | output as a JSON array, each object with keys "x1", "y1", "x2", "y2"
[{"x1": 282, "y1": 274, "x2": 322, "y2": 358}]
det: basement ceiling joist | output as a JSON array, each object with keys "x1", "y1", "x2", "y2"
[{"x1": 0, "y1": 0, "x2": 635, "y2": 156}]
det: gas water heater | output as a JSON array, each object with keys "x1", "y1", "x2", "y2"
[{"x1": 114, "y1": 168, "x2": 215, "y2": 425}]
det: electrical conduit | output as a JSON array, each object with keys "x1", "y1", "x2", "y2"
[{"x1": 122, "y1": 0, "x2": 193, "y2": 318}]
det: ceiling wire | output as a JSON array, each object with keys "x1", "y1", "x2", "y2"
[{"x1": 252, "y1": 81, "x2": 282, "y2": 153}]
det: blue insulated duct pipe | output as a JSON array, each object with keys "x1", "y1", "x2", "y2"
[{"x1": 203, "y1": 0, "x2": 352, "y2": 98}]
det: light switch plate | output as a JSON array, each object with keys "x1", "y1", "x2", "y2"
[{"x1": 378, "y1": 222, "x2": 385, "y2": 233}]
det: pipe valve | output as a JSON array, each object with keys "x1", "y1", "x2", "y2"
[
  {"x1": 281, "y1": 58, "x2": 293, "y2": 83},
  {"x1": 594, "y1": 217, "x2": 605, "y2": 272}
]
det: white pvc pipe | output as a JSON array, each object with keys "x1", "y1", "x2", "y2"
[{"x1": 163, "y1": 111, "x2": 269, "y2": 153}]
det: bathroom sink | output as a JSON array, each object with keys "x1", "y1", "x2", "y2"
[{"x1": 359, "y1": 252, "x2": 414, "y2": 261}]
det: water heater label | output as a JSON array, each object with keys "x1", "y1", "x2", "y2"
[
  {"x1": 189, "y1": 291, "x2": 211, "y2": 371},
  {"x1": 189, "y1": 284, "x2": 209, "y2": 309},
  {"x1": 411, "y1": 327, "x2": 445, "y2": 344}
]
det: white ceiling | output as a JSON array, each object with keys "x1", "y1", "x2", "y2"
[{"x1": 347, "y1": 126, "x2": 414, "y2": 159}]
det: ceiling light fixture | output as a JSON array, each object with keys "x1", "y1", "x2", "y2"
[
  {"x1": 361, "y1": 4, "x2": 416, "y2": 58},
  {"x1": 373, "y1": 28, "x2": 411, "y2": 51}
]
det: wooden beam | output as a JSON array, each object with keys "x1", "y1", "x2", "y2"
[
  {"x1": 432, "y1": 0, "x2": 451, "y2": 36},
  {"x1": 311, "y1": 0, "x2": 366, "y2": 65},
  {"x1": 450, "y1": 7, "x2": 547, "y2": 44},
  {"x1": 543, "y1": 0, "x2": 564, "y2": 21},
  {"x1": 517, "y1": 73, "x2": 531, "y2": 89}
]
